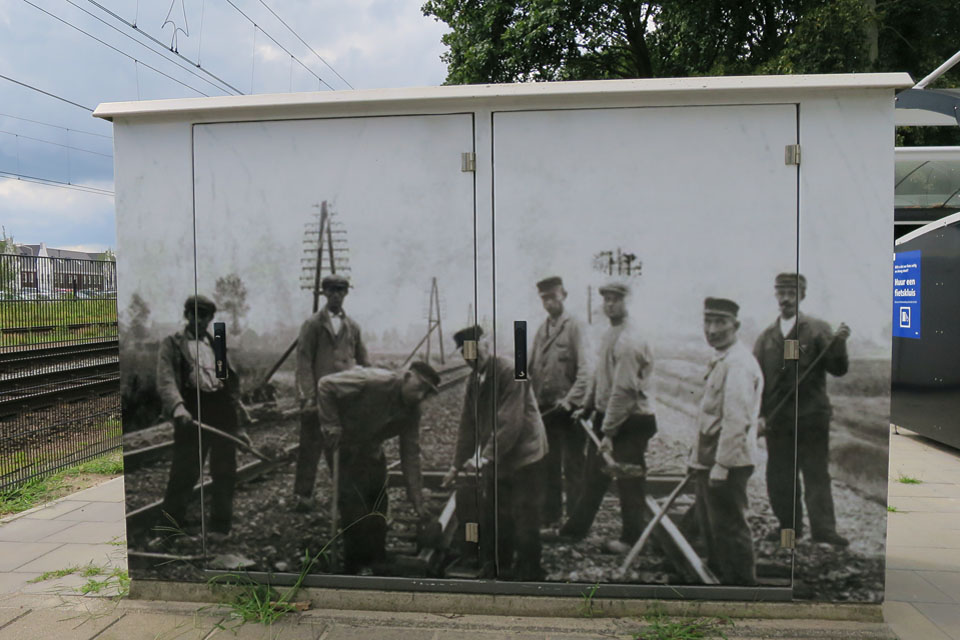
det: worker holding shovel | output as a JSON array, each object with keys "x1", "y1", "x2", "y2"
[{"x1": 686, "y1": 297, "x2": 763, "y2": 586}]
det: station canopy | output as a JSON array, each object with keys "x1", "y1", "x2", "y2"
[{"x1": 895, "y1": 147, "x2": 960, "y2": 224}]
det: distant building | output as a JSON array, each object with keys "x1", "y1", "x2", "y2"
[{"x1": 10, "y1": 243, "x2": 116, "y2": 294}]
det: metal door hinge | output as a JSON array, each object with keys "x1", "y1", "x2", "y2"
[
  {"x1": 781, "y1": 528, "x2": 796, "y2": 549},
  {"x1": 784, "y1": 339, "x2": 800, "y2": 360},
  {"x1": 785, "y1": 144, "x2": 801, "y2": 165},
  {"x1": 462, "y1": 339, "x2": 478, "y2": 360},
  {"x1": 465, "y1": 522, "x2": 479, "y2": 543},
  {"x1": 461, "y1": 152, "x2": 476, "y2": 172}
]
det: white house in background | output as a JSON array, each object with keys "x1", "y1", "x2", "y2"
[{"x1": 10, "y1": 243, "x2": 116, "y2": 294}]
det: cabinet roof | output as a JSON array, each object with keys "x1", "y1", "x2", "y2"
[{"x1": 94, "y1": 73, "x2": 913, "y2": 122}]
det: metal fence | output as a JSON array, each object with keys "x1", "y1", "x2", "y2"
[{"x1": 0, "y1": 254, "x2": 121, "y2": 491}]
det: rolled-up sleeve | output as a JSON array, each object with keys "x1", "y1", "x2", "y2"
[{"x1": 398, "y1": 413, "x2": 423, "y2": 512}]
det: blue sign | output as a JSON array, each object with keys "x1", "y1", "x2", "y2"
[{"x1": 893, "y1": 250, "x2": 921, "y2": 339}]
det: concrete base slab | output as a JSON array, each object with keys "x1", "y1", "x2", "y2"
[
  {"x1": 883, "y1": 601, "x2": 952, "y2": 640},
  {"x1": 0, "y1": 604, "x2": 123, "y2": 640}
]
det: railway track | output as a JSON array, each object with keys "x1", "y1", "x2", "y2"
[
  {"x1": 0, "y1": 361, "x2": 120, "y2": 414},
  {"x1": 0, "y1": 339, "x2": 119, "y2": 368}
]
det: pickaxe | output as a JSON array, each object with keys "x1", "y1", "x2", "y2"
[{"x1": 577, "y1": 417, "x2": 646, "y2": 479}]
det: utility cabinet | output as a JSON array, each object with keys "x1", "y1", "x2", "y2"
[{"x1": 97, "y1": 73, "x2": 909, "y2": 607}]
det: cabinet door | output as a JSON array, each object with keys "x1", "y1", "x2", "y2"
[
  {"x1": 489, "y1": 104, "x2": 798, "y2": 594},
  {"x1": 191, "y1": 114, "x2": 481, "y2": 582}
]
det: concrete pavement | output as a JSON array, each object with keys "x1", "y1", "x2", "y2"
[
  {"x1": 884, "y1": 428, "x2": 960, "y2": 640},
  {"x1": 3, "y1": 427, "x2": 959, "y2": 638}
]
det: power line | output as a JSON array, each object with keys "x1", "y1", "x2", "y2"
[
  {"x1": 0, "y1": 130, "x2": 113, "y2": 158},
  {"x1": 0, "y1": 72, "x2": 93, "y2": 111},
  {"x1": 0, "y1": 111, "x2": 112, "y2": 139},
  {"x1": 221, "y1": 0, "x2": 335, "y2": 90},
  {"x1": 0, "y1": 171, "x2": 114, "y2": 196},
  {"x1": 21, "y1": 0, "x2": 209, "y2": 98},
  {"x1": 254, "y1": 0, "x2": 354, "y2": 89},
  {"x1": 79, "y1": 0, "x2": 244, "y2": 96}
]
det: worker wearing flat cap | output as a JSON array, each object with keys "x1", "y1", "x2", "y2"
[
  {"x1": 293, "y1": 274, "x2": 370, "y2": 512},
  {"x1": 753, "y1": 273, "x2": 851, "y2": 547},
  {"x1": 528, "y1": 276, "x2": 591, "y2": 526},
  {"x1": 687, "y1": 297, "x2": 762, "y2": 585},
  {"x1": 444, "y1": 325, "x2": 549, "y2": 580},
  {"x1": 314, "y1": 361, "x2": 439, "y2": 574},
  {"x1": 557, "y1": 280, "x2": 657, "y2": 555},
  {"x1": 155, "y1": 294, "x2": 248, "y2": 543}
]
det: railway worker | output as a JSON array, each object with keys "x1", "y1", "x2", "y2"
[
  {"x1": 556, "y1": 280, "x2": 657, "y2": 555},
  {"x1": 528, "y1": 276, "x2": 591, "y2": 526},
  {"x1": 293, "y1": 273, "x2": 370, "y2": 512},
  {"x1": 688, "y1": 297, "x2": 762, "y2": 585},
  {"x1": 156, "y1": 294, "x2": 248, "y2": 542},
  {"x1": 316, "y1": 361, "x2": 440, "y2": 574},
  {"x1": 753, "y1": 273, "x2": 851, "y2": 546},
  {"x1": 443, "y1": 325, "x2": 549, "y2": 581}
]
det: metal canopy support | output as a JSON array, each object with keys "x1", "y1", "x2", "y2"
[
  {"x1": 896, "y1": 88, "x2": 960, "y2": 126},
  {"x1": 914, "y1": 49, "x2": 960, "y2": 90}
]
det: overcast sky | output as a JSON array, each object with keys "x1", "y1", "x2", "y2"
[{"x1": 0, "y1": 0, "x2": 449, "y2": 252}]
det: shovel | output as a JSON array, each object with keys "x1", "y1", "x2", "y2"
[
  {"x1": 194, "y1": 420, "x2": 275, "y2": 463},
  {"x1": 577, "y1": 418, "x2": 646, "y2": 479}
]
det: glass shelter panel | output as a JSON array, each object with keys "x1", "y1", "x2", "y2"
[
  {"x1": 489, "y1": 104, "x2": 799, "y2": 594},
  {"x1": 190, "y1": 114, "x2": 479, "y2": 581}
]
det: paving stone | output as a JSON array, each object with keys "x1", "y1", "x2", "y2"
[
  {"x1": 18, "y1": 573, "x2": 90, "y2": 596},
  {"x1": 0, "y1": 572, "x2": 41, "y2": 595},
  {"x1": 20, "y1": 500, "x2": 90, "y2": 520},
  {"x1": 40, "y1": 521, "x2": 127, "y2": 544},
  {"x1": 0, "y1": 606, "x2": 123, "y2": 639},
  {"x1": 327, "y1": 625, "x2": 437, "y2": 639},
  {"x1": 55, "y1": 501, "x2": 126, "y2": 522},
  {"x1": 0, "y1": 605, "x2": 32, "y2": 628},
  {"x1": 882, "y1": 601, "x2": 952, "y2": 640},
  {"x1": 95, "y1": 611, "x2": 223, "y2": 639},
  {"x1": 917, "y1": 570, "x2": 960, "y2": 603},
  {"x1": 885, "y1": 569, "x2": 954, "y2": 603},
  {"x1": 13, "y1": 542, "x2": 122, "y2": 573},
  {"x1": 887, "y1": 496, "x2": 960, "y2": 513},
  {"x1": 886, "y1": 545, "x2": 960, "y2": 571},
  {"x1": 0, "y1": 541, "x2": 64, "y2": 571},
  {"x1": 0, "y1": 518, "x2": 76, "y2": 542},
  {"x1": 915, "y1": 602, "x2": 960, "y2": 640},
  {"x1": 69, "y1": 478, "x2": 124, "y2": 503}
]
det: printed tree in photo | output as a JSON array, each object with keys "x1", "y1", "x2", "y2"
[
  {"x1": 126, "y1": 292, "x2": 151, "y2": 342},
  {"x1": 213, "y1": 273, "x2": 250, "y2": 334}
]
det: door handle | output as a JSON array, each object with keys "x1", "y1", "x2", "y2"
[
  {"x1": 514, "y1": 320, "x2": 527, "y2": 380},
  {"x1": 213, "y1": 322, "x2": 228, "y2": 380}
]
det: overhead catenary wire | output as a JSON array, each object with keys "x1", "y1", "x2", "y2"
[
  {"x1": 0, "y1": 171, "x2": 114, "y2": 196},
  {"x1": 0, "y1": 111, "x2": 111, "y2": 139},
  {"x1": 0, "y1": 72, "x2": 93, "y2": 112},
  {"x1": 0, "y1": 129, "x2": 112, "y2": 158},
  {"x1": 21, "y1": 0, "x2": 209, "y2": 98},
  {"x1": 254, "y1": 0, "x2": 354, "y2": 89},
  {"x1": 74, "y1": 0, "x2": 243, "y2": 96},
  {"x1": 220, "y1": 0, "x2": 335, "y2": 90}
]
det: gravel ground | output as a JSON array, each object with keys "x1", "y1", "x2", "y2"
[{"x1": 126, "y1": 357, "x2": 885, "y2": 602}]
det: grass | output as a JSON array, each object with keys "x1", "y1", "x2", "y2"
[
  {"x1": 578, "y1": 582, "x2": 601, "y2": 618},
  {"x1": 888, "y1": 505, "x2": 899, "y2": 512},
  {"x1": 78, "y1": 568, "x2": 130, "y2": 597},
  {"x1": 0, "y1": 451, "x2": 123, "y2": 517},
  {"x1": 27, "y1": 564, "x2": 129, "y2": 599},
  {"x1": 634, "y1": 614, "x2": 732, "y2": 640},
  {"x1": 897, "y1": 474, "x2": 923, "y2": 485}
]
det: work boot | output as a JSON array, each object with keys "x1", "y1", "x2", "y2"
[
  {"x1": 293, "y1": 495, "x2": 315, "y2": 513},
  {"x1": 812, "y1": 531, "x2": 849, "y2": 547}
]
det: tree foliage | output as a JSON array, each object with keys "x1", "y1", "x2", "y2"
[
  {"x1": 0, "y1": 227, "x2": 16, "y2": 292},
  {"x1": 422, "y1": 0, "x2": 960, "y2": 86},
  {"x1": 214, "y1": 273, "x2": 250, "y2": 333},
  {"x1": 126, "y1": 292, "x2": 151, "y2": 342}
]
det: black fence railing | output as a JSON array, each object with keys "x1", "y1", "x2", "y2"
[{"x1": 1, "y1": 254, "x2": 121, "y2": 491}]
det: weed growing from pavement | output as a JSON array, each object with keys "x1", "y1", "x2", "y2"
[
  {"x1": 897, "y1": 474, "x2": 922, "y2": 484},
  {"x1": 78, "y1": 568, "x2": 130, "y2": 598},
  {"x1": 887, "y1": 505, "x2": 899, "y2": 512},
  {"x1": 28, "y1": 566, "x2": 83, "y2": 583},
  {"x1": 208, "y1": 511, "x2": 385, "y2": 628},
  {"x1": 578, "y1": 582, "x2": 601, "y2": 617},
  {"x1": 634, "y1": 613, "x2": 732, "y2": 639}
]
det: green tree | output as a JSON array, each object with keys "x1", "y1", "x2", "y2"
[
  {"x1": 422, "y1": 0, "x2": 960, "y2": 85},
  {"x1": 126, "y1": 292, "x2": 151, "y2": 342}
]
